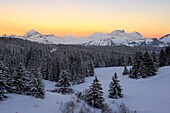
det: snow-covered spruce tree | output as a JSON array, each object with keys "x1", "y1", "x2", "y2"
[
  {"x1": 165, "y1": 47, "x2": 170, "y2": 66},
  {"x1": 0, "y1": 61, "x2": 8, "y2": 101},
  {"x1": 13, "y1": 63, "x2": 31, "y2": 94},
  {"x1": 108, "y1": 73, "x2": 123, "y2": 99},
  {"x1": 69, "y1": 54, "x2": 85, "y2": 85},
  {"x1": 0, "y1": 61, "x2": 11, "y2": 93},
  {"x1": 129, "y1": 68, "x2": 132, "y2": 76},
  {"x1": 137, "y1": 60, "x2": 147, "y2": 78},
  {"x1": 122, "y1": 66, "x2": 129, "y2": 75},
  {"x1": 152, "y1": 51, "x2": 158, "y2": 66},
  {"x1": 55, "y1": 70, "x2": 71, "y2": 94},
  {"x1": 142, "y1": 51, "x2": 157, "y2": 77},
  {"x1": 40, "y1": 59, "x2": 49, "y2": 80},
  {"x1": 8, "y1": 67, "x2": 18, "y2": 93},
  {"x1": 86, "y1": 60, "x2": 94, "y2": 77},
  {"x1": 129, "y1": 52, "x2": 143, "y2": 79},
  {"x1": 159, "y1": 49, "x2": 167, "y2": 67},
  {"x1": 127, "y1": 56, "x2": 132, "y2": 66},
  {"x1": 86, "y1": 76, "x2": 104, "y2": 108},
  {"x1": 29, "y1": 71, "x2": 45, "y2": 99}
]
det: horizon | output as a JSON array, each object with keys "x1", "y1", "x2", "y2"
[
  {"x1": 1, "y1": 0, "x2": 170, "y2": 38},
  {"x1": 1, "y1": 29, "x2": 169, "y2": 39}
]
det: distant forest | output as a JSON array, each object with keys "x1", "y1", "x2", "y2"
[{"x1": 0, "y1": 37, "x2": 162, "y2": 84}]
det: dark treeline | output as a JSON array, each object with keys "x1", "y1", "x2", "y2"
[
  {"x1": 0, "y1": 37, "x2": 163, "y2": 100},
  {"x1": 0, "y1": 37, "x2": 162, "y2": 83}
]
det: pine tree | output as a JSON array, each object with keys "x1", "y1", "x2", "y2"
[
  {"x1": 165, "y1": 47, "x2": 170, "y2": 65},
  {"x1": 87, "y1": 61, "x2": 94, "y2": 76},
  {"x1": 152, "y1": 51, "x2": 159, "y2": 69},
  {"x1": 13, "y1": 63, "x2": 31, "y2": 94},
  {"x1": 159, "y1": 50, "x2": 167, "y2": 67},
  {"x1": 0, "y1": 61, "x2": 10, "y2": 94},
  {"x1": 122, "y1": 66, "x2": 129, "y2": 75},
  {"x1": 8, "y1": 67, "x2": 18, "y2": 93},
  {"x1": 142, "y1": 51, "x2": 156, "y2": 76},
  {"x1": 127, "y1": 57, "x2": 132, "y2": 66},
  {"x1": 86, "y1": 76, "x2": 104, "y2": 108},
  {"x1": 137, "y1": 61, "x2": 147, "y2": 78},
  {"x1": 129, "y1": 52, "x2": 143, "y2": 79},
  {"x1": 56, "y1": 70, "x2": 70, "y2": 87},
  {"x1": 30, "y1": 74, "x2": 45, "y2": 99},
  {"x1": 55, "y1": 70, "x2": 71, "y2": 94},
  {"x1": 129, "y1": 68, "x2": 132, "y2": 76},
  {"x1": 40, "y1": 60, "x2": 49, "y2": 80},
  {"x1": 152, "y1": 51, "x2": 158, "y2": 63},
  {"x1": 108, "y1": 73, "x2": 123, "y2": 99},
  {"x1": 0, "y1": 61, "x2": 7, "y2": 101}
]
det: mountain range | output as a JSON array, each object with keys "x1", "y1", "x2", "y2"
[{"x1": 1, "y1": 29, "x2": 170, "y2": 47}]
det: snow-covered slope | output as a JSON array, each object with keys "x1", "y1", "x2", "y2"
[
  {"x1": 84, "y1": 30, "x2": 147, "y2": 46},
  {"x1": 160, "y1": 34, "x2": 170, "y2": 45},
  {"x1": 1, "y1": 66, "x2": 170, "y2": 113},
  {"x1": 1, "y1": 30, "x2": 169, "y2": 47},
  {"x1": 74, "y1": 66, "x2": 170, "y2": 113}
]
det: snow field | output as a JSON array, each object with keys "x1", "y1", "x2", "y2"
[{"x1": 0, "y1": 66, "x2": 170, "y2": 113}]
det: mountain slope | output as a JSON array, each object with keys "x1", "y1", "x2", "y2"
[
  {"x1": 160, "y1": 34, "x2": 170, "y2": 45},
  {"x1": 1, "y1": 30, "x2": 169, "y2": 47}
]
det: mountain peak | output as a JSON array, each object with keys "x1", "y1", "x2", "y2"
[
  {"x1": 109, "y1": 30, "x2": 125, "y2": 35},
  {"x1": 129, "y1": 32, "x2": 142, "y2": 37},
  {"x1": 89, "y1": 32, "x2": 105, "y2": 38},
  {"x1": 24, "y1": 29, "x2": 41, "y2": 38},
  {"x1": 160, "y1": 34, "x2": 170, "y2": 45},
  {"x1": 160, "y1": 34, "x2": 170, "y2": 40}
]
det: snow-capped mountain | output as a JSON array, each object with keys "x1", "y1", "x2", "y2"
[
  {"x1": 160, "y1": 34, "x2": 170, "y2": 45},
  {"x1": 1, "y1": 29, "x2": 169, "y2": 47}
]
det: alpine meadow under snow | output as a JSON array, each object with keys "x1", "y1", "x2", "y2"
[
  {"x1": 0, "y1": 66, "x2": 170, "y2": 113},
  {"x1": 1, "y1": 0, "x2": 170, "y2": 113}
]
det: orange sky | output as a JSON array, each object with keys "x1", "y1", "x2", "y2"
[{"x1": 0, "y1": 0, "x2": 170, "y2": 38}]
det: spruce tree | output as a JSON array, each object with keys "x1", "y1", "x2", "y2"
[
  {"x1": 55, "y1": 70, "x2": 71, "y2": 94},
  {"x1": 122, "y1": 66, "x2": 129, "y2": 75},
  {"x1": 30, "y1": 76, "x2": 45, "y2": 99},
  {"x1": 152, "y1": 51, "x2": 158, "y2": 63},
  {"x1": 142, "y1": 51, "x2": 156, "y2": 76},
  {"x1": 129, "y1": 52, "x2": 143, "y2": 79},
  {"x1": 108, "y1": 73, "x2": 123, "y2": 99},
  {"x1": 26, "y1": 65, "x2": 44, "y2": 98},
  {"x1": 13, "y1": 63, "x2": 31, "y2": 94},
  {"x1": 159, "y1": 50, "x2": 167, "y2": 67},
  {"x1": 0, "y1": 62, "x2": 7, "y2": 101},
  {"x1": 152, "y1": 51, "x2": 159, "y2": 69},
  {"x1": 127, "y1": 57, "x2": 132, "y2": 66},
  {"x1": 86, "y1": 76, "x2": 104, "y2": 108},
  {"x1": 165, "y1": 47, "x2": 170, "y2": 65},
  {"x1": 87, "y1": 61, "x2": 95, "y2": 76},
  {"x1": 137, "y1": 61, "x2": 147, "y2": 78}
]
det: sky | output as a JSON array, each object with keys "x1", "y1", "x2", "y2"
[{"x1": 0, "y1": 0, "x2": 170, "y2": 38}]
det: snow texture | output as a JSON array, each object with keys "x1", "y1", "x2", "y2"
[{"x1": 0, "y1": 66, "x2": 170, "y2": 113}]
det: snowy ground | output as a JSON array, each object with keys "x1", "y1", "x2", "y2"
[{"x1": 0, "y1": 66, "x2": 170, "y2": 113}]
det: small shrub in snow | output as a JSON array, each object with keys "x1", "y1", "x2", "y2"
[
  {"x1": 79, "y1": 103, "x2": 96, "y2": 113},
  {"x1": 60, "y1": 100, "x2": 76, "y2": 113},
  {"x1": 117, "y1": 103, "x2": 137, "y2": 113},
  {"x1": 75, "y1": 89, "x2": 88, "y2": 101},
  {"x1": 59, "y1": 100, "x2": 96, "y2": 113},
  {"x1": 50, "y1": 87, "x2": 74, "y2": 94},
  {"x1": 101, "y1": 103, "x2": 113, "y2": 113},
  {"x1": 122, "y1": 66, "x2": 129, "y2": 75}
]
